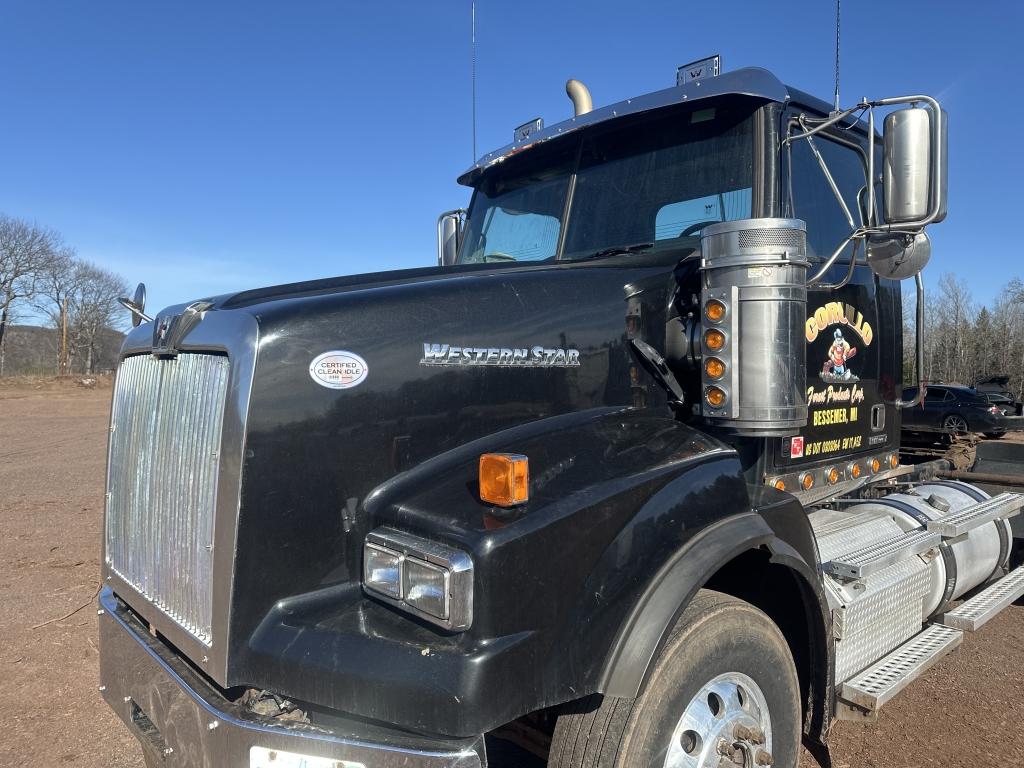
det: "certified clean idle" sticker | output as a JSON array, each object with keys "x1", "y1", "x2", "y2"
[{"x1": 309, "y1": 350, "x2": 369, "y2": 389}]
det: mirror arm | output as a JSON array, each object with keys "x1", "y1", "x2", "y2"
[
  {"x1": 814, "y1": 238, "x2": 864, "y2": 291},
  {"x1": 894, "y1": 272, "x2": 926, "y2": 409},
  {"x1": 117, "y1": 297, "x2": 152, "y2": 325},
  {"x1": 802, "y1": 122, "x2": 857, "y2": 230},
  {"x1": 807, "y1": 228, "x2": 866, "y2": 287},
  {"x1": 783, "y1": 102, "x2": 869, "y2": 145}
]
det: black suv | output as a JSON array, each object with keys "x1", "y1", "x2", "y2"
[{"x1": 901, "y1": 384, "x2": 1010, "y2": 439}]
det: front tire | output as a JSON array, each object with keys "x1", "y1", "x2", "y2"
[
  {"x1": 549, "y1": 590, "x2": 801, "y2": 768},
  {"x1": 943, "y1": 414, "x2": 970, "y2": 435}
]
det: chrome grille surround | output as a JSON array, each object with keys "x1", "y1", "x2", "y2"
[
  {"x1": 106, "y1": 353, "x2": 230, "y2": 645},
  {"x1": 104, "y1": 308, "x2": 258, "y2": 686}
]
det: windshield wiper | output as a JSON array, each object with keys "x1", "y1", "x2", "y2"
[{"x1": 576, "y1": 242, "x2": 655, "y2": 261}]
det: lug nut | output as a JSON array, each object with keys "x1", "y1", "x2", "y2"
[{"x1": 733, "y1": 723, "x2": 766, "y2": 744}]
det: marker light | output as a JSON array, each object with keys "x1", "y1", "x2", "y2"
[
  {"x1": 704, "y1": 357, "x2": 726, "y2": 379},
  {"x1": 704, "y1": 329, "x2": 727, "y2": 351},
  {"x1": 827, "y1": 467, "x2": 840, "y2": 485},
  {"x1": 801, "y1": 473, "x2": 815, "y2": 490},
  {"x1": 850, "y1": 462, "x2": 863, "y2": 480},
  {"x1": 889, "y1": 453, "x2": 900, "y2": 469},
  {"x1": 705, "y1": 386, "x2": 727, "y2": 408},
  {"x1": 704, "y1": 299, "x2": 727, "y2": 323},
  {"x1": 479, "y1": 453, "x2": 529, "y2": 507},
  {"x1": 773, "y1": 479, "x2": 787, "y2": 491},
  {"x1": 871, "y1": 457, "x2": 882, "y2": 474}
]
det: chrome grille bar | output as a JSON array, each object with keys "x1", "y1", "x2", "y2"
[{"x1": 106, "y1": 352, "x2": 230, "y2": 645}]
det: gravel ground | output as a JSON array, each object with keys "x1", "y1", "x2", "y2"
[{"x1": 0, "y1": 381, "x2": 1021, "y2": 768}]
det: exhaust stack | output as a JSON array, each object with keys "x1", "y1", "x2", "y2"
[{"x1": 565, "y1": 79, "x2": 593, "y2": 116}]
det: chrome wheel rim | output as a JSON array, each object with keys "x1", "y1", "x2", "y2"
[
  {"x1": 663, "y1": 672, "x2": 773, "y2": 768},
  {"x1": 944, "y1": 415, "x2": 969, "y2": 434}
]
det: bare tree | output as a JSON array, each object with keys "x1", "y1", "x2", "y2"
[
  {"x1": 0, "y1": 215, "x2": 59, "y2": 373},
  {"x1": 33, "y1": 246, "x2": 84, "y2": 374},
  {"x1": 69, "y1": 262, "x2": 128, "y2": 374}
]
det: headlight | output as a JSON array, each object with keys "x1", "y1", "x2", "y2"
[{"x1": 362, "y1": 528, "x2": 473, "y2": 631}]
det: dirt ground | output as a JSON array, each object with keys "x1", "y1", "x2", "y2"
[{"x1": 0, "y1": 380, "x2": 1022, "y2": 768}]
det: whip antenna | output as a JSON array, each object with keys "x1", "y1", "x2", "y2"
[
  {"x1": 833, "y1": 0, "x2": 841, "y2": 113},
  {"x1": 471, "y1": 0, "x2": 477, "y2": 162}
]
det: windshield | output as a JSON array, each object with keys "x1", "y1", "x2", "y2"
[{"x1": 458, "y1": 101, "x2": 755, "y2": 264}]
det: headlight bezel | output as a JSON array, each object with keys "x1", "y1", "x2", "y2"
[{"x1": 362, "y1": 528, "x2": 473, "y2": 632}]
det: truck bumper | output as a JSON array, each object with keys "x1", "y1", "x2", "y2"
[{"x1": 98, "y1": 588, "x2": 485, "y2": 768}]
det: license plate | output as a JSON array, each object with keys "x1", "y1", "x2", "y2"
[{"x1": 249, "y1": 746, "x2": 365, "y2": 768}]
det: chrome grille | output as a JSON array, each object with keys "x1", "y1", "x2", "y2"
[{"x1": 105, "y1": 352, "x2": 230, "y2": 645}]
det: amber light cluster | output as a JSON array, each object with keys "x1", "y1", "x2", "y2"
[
  {"x1": 769, "y1": 452, "x2": 900, "y2": 493},
  {"x1": 702, "y1": 299, "x2": 730, "y2": 410}
]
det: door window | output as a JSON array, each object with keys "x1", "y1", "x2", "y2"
[{"x1": 784, "y1": 128, "x2": 868, "y2": 261}]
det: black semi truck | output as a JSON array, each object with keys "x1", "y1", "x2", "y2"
[{"x1": 99, "y1": 61, "x2": 1024, "y2": 768}]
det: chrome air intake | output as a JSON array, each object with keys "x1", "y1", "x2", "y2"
[{"x1": 699, "y1": 218, "x2": 809, "y2": 436}]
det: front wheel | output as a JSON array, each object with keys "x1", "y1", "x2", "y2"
[
  {"x1": 943, "y1": 414, "x2": 971, "y2": 435},
  {"x1": 549, "y1": 591, "x2": 801, "y2": 768},
  {"x1": 984, "y1": 432, "x2": 1006, "y2": 440}
]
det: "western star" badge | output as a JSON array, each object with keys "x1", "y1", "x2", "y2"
[{"x1": 421, "y1": 343, "x2": 581, "y2": 367}]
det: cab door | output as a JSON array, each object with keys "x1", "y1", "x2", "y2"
[{"x1": 770, "y1": 104, "x2": 901, "y2": 472}]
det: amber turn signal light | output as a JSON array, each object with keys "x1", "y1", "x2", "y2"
[
  {"x1": 772, "y1": 478, "x2": 787, "y2": 491},
  {"x1": 705, "y1": 386, "x2": 727, "y2": 408},
  {"x1": 704, "y1": 357, "x2": 726, "y2": 379},
  {"x1": 870, "y1": 457, "x2": 882, "y2": 474},
  {"x1": 801, "y1": 473, "x2": 814, "y2": 490},
  {"x1": 704, "y1": 329, "x2": 726, "y2": 351},
  {"x1": 889, "y1": 453, "x2": 899, "y2": 469},
  {"x1": 704, "y1": 299, "x2": 727, "y2": 323},
  {"x1": 479, "y1": 453, "x2": 529, "y2": 507},
  {"x1": 849, "y1": 462, "x2": 862, "y2": 479},
  {"x1": 827, "y1": 467, "x2": 839, "y2": 485}
]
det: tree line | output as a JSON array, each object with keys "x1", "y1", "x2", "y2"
[
  {"x1": 904, "y1": 275, "x2": 1024, "y2": 398},
  {"x1": 0, "y1": 213, "x2": 128, "y2": 376}
]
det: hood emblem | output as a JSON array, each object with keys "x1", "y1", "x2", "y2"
[{"x1": 152, "y1": 301, "x2": 214, "y2": 357}]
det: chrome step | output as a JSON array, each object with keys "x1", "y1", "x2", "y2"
[
  {"x1": 938, "y1": 566, "x2": 1024, "y2": 631},
  {"x1": 838, "y1": 624, "x2": 963, "y2": 718},
  {"x1": 824, "y1": 530, "x2": 941, "y2": 580},
  {"x1": 925, "y1": 492, "x2": 1024, "y2": 538}
]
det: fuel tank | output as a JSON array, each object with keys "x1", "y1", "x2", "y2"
[{"x1": 810, "y1": 480, "x2": 1011, "y2": 683}]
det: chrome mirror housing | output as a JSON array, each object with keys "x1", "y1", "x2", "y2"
[
  {"x1": 436, "y1": 209, "x2": 465, "y2": 266},
  {"x1": 866, "y1": 231, "x2": 931, "y2": 280},
  {"x1": 883, "y1": 106, "x2": 947, "y2": 226}
]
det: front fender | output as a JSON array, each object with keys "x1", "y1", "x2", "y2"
[{"x1": 600, "y1": 512, "x2": 774, "y2": 696}]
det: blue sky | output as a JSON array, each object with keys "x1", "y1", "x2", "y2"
[{"x1": 2, "y1": 1, "x2": 1020, "y2": 317}]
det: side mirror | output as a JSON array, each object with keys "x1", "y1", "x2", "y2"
[
  {"x1": 117, "y1": 281, "x2": 151, "y2": 327},
  {"x1": 883, "y1": 106, "x2": 947, "y2": 226},
  {"x1": 867, "y1": 231, "x2": 931, "y2": 280},
  {"x1": 436, "y1": 209, "x2": 465, "y2": 266}
]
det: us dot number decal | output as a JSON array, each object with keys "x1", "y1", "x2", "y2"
[{"x1": 309, "y1": 350, "x2": 369, "y2": 390}]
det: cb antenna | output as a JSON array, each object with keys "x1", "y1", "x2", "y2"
[
  {"x1": 471, "y1": 0, "x2": 477, "y2": 162},
  {"x1": 833, "y1": 0, "x2": 841, "y2": 113}
]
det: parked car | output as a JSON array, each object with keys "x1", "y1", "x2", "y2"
[
  {"x1": 975, "y1": 374, "x2": 1024, "y2": 416},
  {"x1": 984, "y1": 391, "x2": 1023, "y2": 417},
  {"x1": 901, "y1": 384, "x2": 1011, "y2": 439}
]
